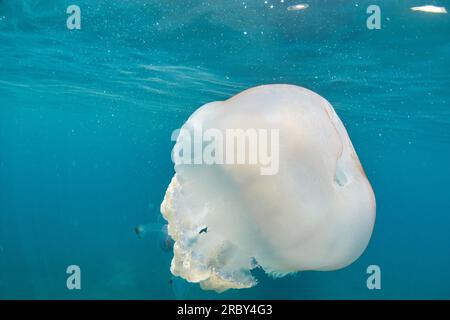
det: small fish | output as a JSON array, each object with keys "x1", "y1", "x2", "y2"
[
  {"x1": 199, "y1": 227, "x2": 208, "y2": 235},
  {"x1": 134, "y1": 225, "x2": 147, "y2": 238},
  {"x1": 410, "y1": 5, "x2": 447, "y2": 14},
  {"x1": 287, "y1": 3, "x2": 309, "y2": 11}
]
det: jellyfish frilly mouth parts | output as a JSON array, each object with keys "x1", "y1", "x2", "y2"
[
  {"x1": 160, "y1": 175, "x2": 258, "y2": 293},
  {"x1": 161, "y1": 84, "x2": 376, "y2": 293}
]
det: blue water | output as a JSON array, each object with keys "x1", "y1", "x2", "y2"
[{"x1": 1, "y1": 0, "x2": 449, "y2": 299}]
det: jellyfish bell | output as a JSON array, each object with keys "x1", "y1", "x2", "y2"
[{"x1": 161, "y1": 84, "x2": 376, "y2": 292}]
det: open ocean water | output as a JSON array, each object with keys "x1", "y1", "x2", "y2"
[{"x1": 0, "y1": 0, "x2": 449, "y2": 299}]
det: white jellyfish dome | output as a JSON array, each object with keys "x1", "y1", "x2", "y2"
[{"x1": 161, "y1": 84, "x2": 376, "y2": 293}]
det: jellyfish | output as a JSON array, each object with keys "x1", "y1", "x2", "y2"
[{"x1": 161, "y1": 84, "x2": 376, "y2": 293}]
